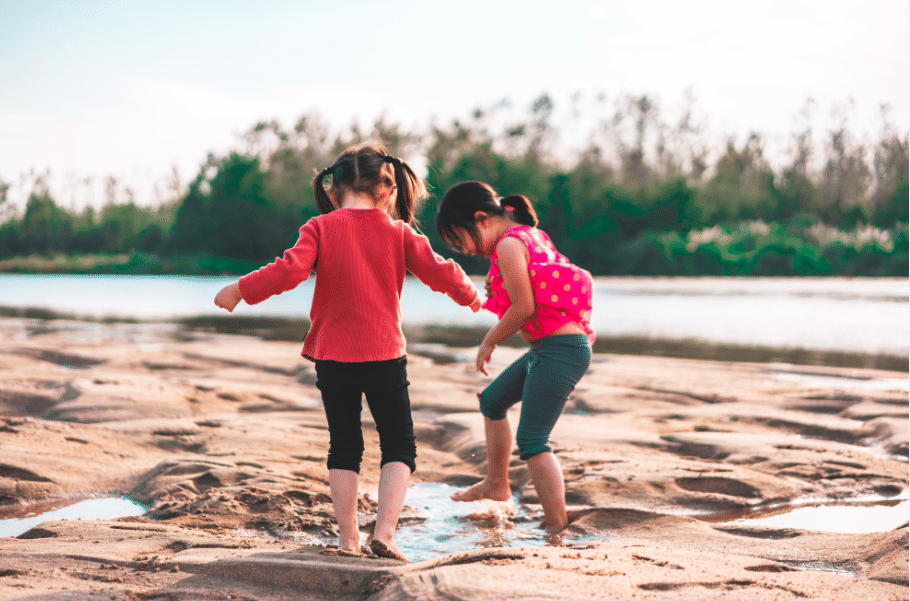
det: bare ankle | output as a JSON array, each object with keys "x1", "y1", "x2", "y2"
[
  {"x1": 338, "y1": 531, "x2": 360, "y2": 550},
  {"x1": 543, "y1": 513, "x2": 568, "y2": 534},
  {"x1": 371, "y1": 529, "x2": 394, "y2": 545}
]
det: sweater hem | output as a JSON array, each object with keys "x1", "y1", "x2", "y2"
[{"x1": 301, "y1": 351, "x2": 409, "y2": 363}]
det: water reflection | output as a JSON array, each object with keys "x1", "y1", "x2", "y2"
[
  {"x1": 720, "y1": 499, "x2": 909, "y2": 533},
  {"x1": 394, "y1": 483, "x2": 555, "y2": 562},
  {"x1": 704, "y1": 495, "x2": 910, "y2": 534},
  {"x1": 0, "y1": 496, "x2": 147, "y2": 538}
]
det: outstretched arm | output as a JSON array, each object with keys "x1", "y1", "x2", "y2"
[
  {"x1": 237, "y1": 219, "x2": 320, "y2": 305},
  {"x1": 475, "y1": 236, "x2": 535, "y2": 374},
  {"x1": 404, "y1": 227, "x2": 481, "y2": 309}
]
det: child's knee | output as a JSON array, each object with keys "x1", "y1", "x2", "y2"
[
  {"x1": 327, "y1": 454, "x2": 363, "y2": 473},
  {"x1": 380, "y1": 445, "x2": 416, "y2": 473},
  {"x1": 516, "y1": 431, "x2": 551, "y2": 461},
  {"x1": 478, "y1": 391, "x2": 509, "y2": 420},
  {"x1": 378, "y1": 434, "x2": 417, "y2": 472},
  {"x1": 381, "y1": 455, "x2": 416, "y2": 473},
  {"x1": 326, "y1": 434, "x2": 365, "y2": 472}
]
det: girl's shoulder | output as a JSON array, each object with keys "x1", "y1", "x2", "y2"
[
  {"x1": 491, "y1": 225, "x2": 532, "y2": 258},
  {"x1": 502, "y1": 225, "x2": 556, "y2": 252},
  {"x1": 499, "y1": 224, "x2": 537, "y2": 245},
  {"x1": 504, "y1": 227, "x2": 573, "y2": 270}
]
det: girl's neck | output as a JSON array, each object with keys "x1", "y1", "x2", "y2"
[
  {"x1": 340, "y1": 191, "x2": 383, "y2": 210},
  {"x1": 489, "y1": 214, "x2": 520, "y2": 240}
]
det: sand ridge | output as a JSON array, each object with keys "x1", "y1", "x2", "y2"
[{"x1": 0, "y1": 319, "x2": 906, "y2": 600}]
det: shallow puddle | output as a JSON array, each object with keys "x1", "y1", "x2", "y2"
[
  {"x1": 707, "y1": 496, "x2": 909, "y2": 534},
  {"x1": 0, "y1": 496, "x2": 147, "y2": 538},
  {"x1": 394, "y1": 483, "x2": 591, "y2": 562},
  {"x1": 770, "y1": 370, "x2": 909, "y2": 393},
  {"x1": 394, "y1": 486, "x2": 909, "y2": 561}
]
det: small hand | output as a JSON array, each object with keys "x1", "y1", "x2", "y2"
[
  {"x1": 475, "y1": 339, "x2": 495, "y2": 375},
  {"x1": 214, "y1": 283, "x2": 242, "y2": 312}
]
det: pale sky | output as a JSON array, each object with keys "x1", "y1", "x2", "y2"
[{"x1": 1, "y1": 0, "x2": 907, "y2": 210}]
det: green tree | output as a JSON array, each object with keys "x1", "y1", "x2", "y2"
[
  {"x1": 699, "y1": 134, "x2": 775, "y2": 223},
  {"x1": 818, "y1": 108, "x2": 871, "y2": 227},
  {"x1": 20, "y1": 185, "x2": 72, "y2": 254},
  {"x1": 870, "y1": 108, "x2": 909, "y2": 228},
  {"x1": 0, "y1": 177, "x2": 10, "y2": 223},
  {"x1": 169, "y1": 153, "x2": 303, "y2": 261},
  {"x1": 776, "y1": 128, "x2": 816, "y2": 222}
]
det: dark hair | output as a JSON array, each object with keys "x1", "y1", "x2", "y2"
[
  {"x1": 312, "y1": 142, "x2": 427, "y2": 225},
  {"x1": 436, "y1": 181, "x2": 538, "y2": 250}
]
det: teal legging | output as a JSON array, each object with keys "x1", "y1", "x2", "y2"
[{"x1": 478, "y1": 334, "x2": 591, "y2": 460}]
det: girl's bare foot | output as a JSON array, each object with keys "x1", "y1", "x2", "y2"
[
  {"x1": 338, "y1": 536, "x2": 360, "y2": 554},
  {"x1": 370, "y1": 538, "x2": 409, "y2": 562},
  {"x1": 450, "y1": 479, "x2": 512, "y2": 502}
]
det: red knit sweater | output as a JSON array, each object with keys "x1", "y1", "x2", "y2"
[{"x1": 238, "y1": 208, "x2": 479, "y2": 362}]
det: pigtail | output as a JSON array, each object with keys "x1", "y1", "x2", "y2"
[
  {"x1": 316, "y1": 143, "x2": 427, "y2": 222},
  {"x1": 387, "y1": 157, "x2": 428, "y2": 226},
  {"x1": 312, "y1": 166, "x2": 335, "y2": 215},
  {"x1": 500, "y1": 194, "x2": 538, "y2": 227}
]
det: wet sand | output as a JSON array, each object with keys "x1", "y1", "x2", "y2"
[{"x1": 0, "y1": 319, "x2": 906, "y2": 600}]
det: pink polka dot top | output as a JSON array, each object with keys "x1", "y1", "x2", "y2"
[{"x1": 482, "y1": 225, "x2": 595, "y2": 343}]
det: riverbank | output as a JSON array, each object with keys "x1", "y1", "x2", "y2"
[
  {"x1": 0, "y1": 320, "x2": 906, "y2": 599},
  {"x1": 0, "y1": 252, "x2": 263, "y2": 275},
  {"x1": 3, "y1": 274, "x2": 906, "y2": 368},
  {"x1": 3, "y1": 309, "x2": 907, "y2": 372},
  {"x1": 0, "y1": 240, "x2": 906, "y2": 278}
]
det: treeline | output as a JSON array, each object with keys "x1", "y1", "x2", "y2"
[{"x1": 0, "y1": 93, "x2": 906, "y2": 276}]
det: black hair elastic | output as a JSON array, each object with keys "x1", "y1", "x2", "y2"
[{"x1": 382, "y1": 155, "x2": 399, "y2": 165}]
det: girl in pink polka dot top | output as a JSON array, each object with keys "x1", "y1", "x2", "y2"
[
  {"x1": 482, "y1": 225, "x2": 595, "y2": 343},
  {"x1": 436, "y1": 181, "x2": 594, "y2": 534}
]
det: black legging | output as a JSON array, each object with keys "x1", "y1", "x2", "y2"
[{"x1": 314, "y1": 356, "x2": 416, "y2": 473}]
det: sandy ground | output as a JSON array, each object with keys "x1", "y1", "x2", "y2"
[{"x1": 0, "y1": 318, "x2": 906, "y2": 600}]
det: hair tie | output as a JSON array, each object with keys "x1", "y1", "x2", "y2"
[
  {"x1": 504, "y1": 205, "x2": 515, "y2": 211},
  {"x1": 383, "y1": 155, "x2": 400, "y2": 165},
  {"x1": 321, "y1": 166, "x2": 333, "y2": 176}
]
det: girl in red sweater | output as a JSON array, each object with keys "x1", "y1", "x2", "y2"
[{"x1": 215, "y1": 143, "x2": 481, "y2": 561}]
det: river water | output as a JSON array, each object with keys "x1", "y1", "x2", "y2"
[{"x1": 0, "y1": 274, "x2": 906, "y2": 358}]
